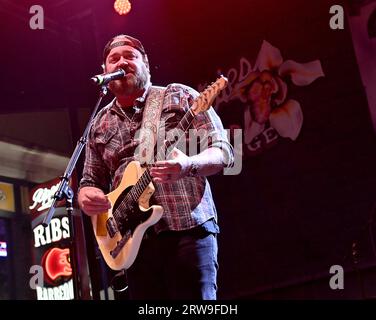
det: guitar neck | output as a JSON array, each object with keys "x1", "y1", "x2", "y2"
[
  {"x1": 156, "y1": 108, "x2": 196, "y2": 161},
  {"x1": 128, "y1": 108, "x2": 196, "y2": 202}
]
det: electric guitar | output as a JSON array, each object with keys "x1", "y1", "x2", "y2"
[{"x1": 91, "y1": 76, "x2": 228, "y2": 270}]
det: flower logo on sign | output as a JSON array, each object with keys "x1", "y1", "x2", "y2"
[{"x1": 229, "y1": 40, "x2": 325, "y2": 153}]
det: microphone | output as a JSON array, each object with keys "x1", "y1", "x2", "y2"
[{"x1": 90, "y1": 69, "x2": 126, "y2": 86}]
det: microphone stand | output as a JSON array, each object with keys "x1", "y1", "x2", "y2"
[{"x1": 42, "y1": 85, "x2": 108, "y2": 300}]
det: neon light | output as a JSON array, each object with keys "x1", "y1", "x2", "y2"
[
  {"x1": 0, "y1": 241, "x2": 7, "y2": 257},
  {"x1": 29, "y1": 183, "x2": 59, "y2": 212},
  {"x1": 42, "y1": 247, "x2": 72, "y2": 281}
]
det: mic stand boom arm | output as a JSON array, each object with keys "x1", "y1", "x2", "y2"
[{"x1": 42, "y1": 85, "x2": 108, "y2": 299}]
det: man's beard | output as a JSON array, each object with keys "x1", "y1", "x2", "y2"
[{"x1": 109, "y1": 67, "x2": 149, "y2": 96}]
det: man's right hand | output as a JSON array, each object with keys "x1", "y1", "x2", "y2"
[{"x1": 77, "y1": 186, "x2": 111, "y2": 216}]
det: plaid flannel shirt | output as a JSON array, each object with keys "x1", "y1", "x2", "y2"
[{"x1": 79, "y1": 83, "x2": 234, "y2": 233}]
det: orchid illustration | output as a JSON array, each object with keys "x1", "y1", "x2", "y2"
[{"x1": 230, "y1": 40, "x2": 324, "y2": 143}]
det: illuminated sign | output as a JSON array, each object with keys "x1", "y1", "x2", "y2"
[
  {"x1": 30, "y1": 215, "x2": 74, "y2": 300},
  {"x1": 29, "y1": 182, "x2": 59, "y2": 213},
  {"x1": 0, "y1": 241, "x2": 7, "y2": 257},
  {"x1": 33, "y1": 216, "x2": 70, "y2": 248},
  {"x1": 29, "y1": 177, "x2": 77, "y2": 300},
  {"x1": 36, "y1": 279, "x2": 74, "y2": 300},
  {"x1": 28, "y1": 176, "x2": 76, "y2": 218},
  {"x1": 42, "y1": 247, "x2": 72, "y2": 282}
]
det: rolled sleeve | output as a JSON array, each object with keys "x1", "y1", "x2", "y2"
[
  {"x1": 194, "y1": 107, "x2": 235, "y2": 168},
  {"x1": 177, "y1": 85, "x2": 234, "y2": 168}
]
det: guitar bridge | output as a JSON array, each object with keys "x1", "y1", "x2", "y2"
[
  {"x1": 106, "y1": 217, "x2": 119, "y2": 238},
  {"x1": 110, "y1": 230, "x2": 132, "y2": 259}
]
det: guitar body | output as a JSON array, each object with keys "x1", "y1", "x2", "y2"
[{"x1": 91, "y1": 161, "x2": 163, "y2": 270}]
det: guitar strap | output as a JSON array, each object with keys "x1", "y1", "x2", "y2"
[{"x1": 135, "y1": 86, "x2": 166, "y2": 165}]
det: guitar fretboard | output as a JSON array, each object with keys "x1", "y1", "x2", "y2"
[{"x1": 117, "y1": 108, "x2": 196, "y2": 212}]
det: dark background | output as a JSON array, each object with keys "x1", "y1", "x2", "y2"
[{"x1": 1, "y1": 0, "x2": 376, "y2": 299}]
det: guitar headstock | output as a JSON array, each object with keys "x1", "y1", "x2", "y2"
[{"x1": 191, "y1": 75, "x2": 228, "y2": 115}]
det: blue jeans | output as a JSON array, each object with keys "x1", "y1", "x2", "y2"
[{"x1": 126, "y1": 227, "x2": 218, "y2": 300}]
